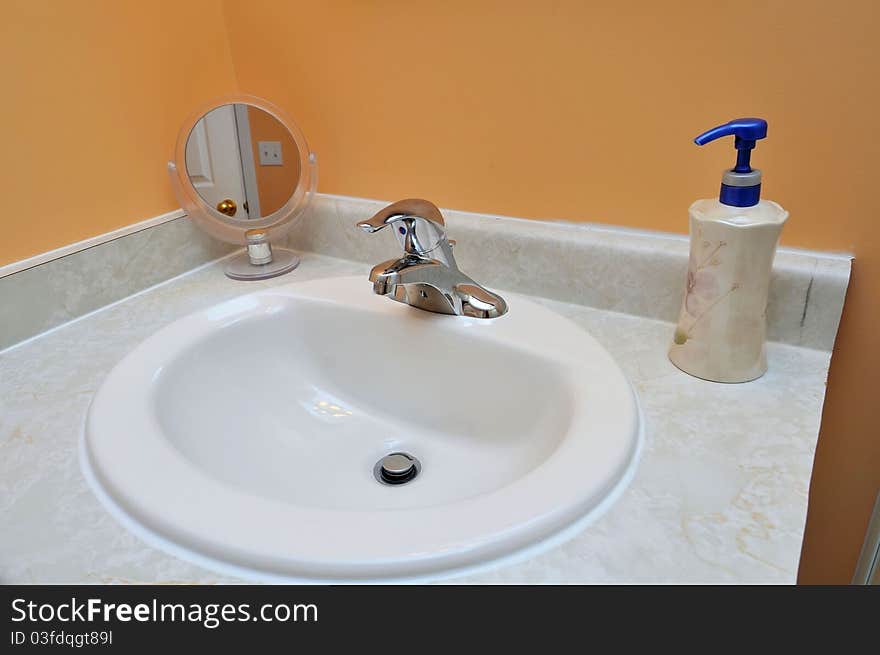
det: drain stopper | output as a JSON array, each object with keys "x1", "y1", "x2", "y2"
[{"x1": 375, "y1": 452, "x2": 420, "y2": 485}]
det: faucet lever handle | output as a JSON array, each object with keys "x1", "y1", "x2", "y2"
[{"x1": 356, "y1": 198, "x2": 447, "y2": 255}]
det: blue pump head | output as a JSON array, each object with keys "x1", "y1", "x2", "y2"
[{"x1": 694, "y1": 118, "x2": 768, "y2": 207}]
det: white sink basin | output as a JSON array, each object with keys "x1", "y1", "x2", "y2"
[{"x1": 82, "y1": 276, "x2": 642, "y2": 582}]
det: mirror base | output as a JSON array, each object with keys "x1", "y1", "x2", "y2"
[{"x1": 224, "y1": 248, "x2": 300, "y2": 281}]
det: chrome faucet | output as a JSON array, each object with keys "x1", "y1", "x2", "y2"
[{"x1": 356, "y1": 199, "x2": 508, "y2": 319}]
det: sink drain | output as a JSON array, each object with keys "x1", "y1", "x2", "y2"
[{"x1": 374, "y1": 452, "x2": 421, "y2": 486}]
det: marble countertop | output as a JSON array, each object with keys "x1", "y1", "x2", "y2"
[{"x1": 0, "y1": 252, "x2": 830, "y2": 583}]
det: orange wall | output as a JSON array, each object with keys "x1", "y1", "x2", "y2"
[
  {"x1": 0, "y1": 0, "x2": 238, "y2": 265},
  {"x1": 247, "y1": 106, "x2": 300, "y2": 216},
  {"x1": 222, "y1": 0, "x2": 880, "y2": 582}
]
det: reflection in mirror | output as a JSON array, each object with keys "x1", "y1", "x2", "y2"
[{"x1": 185, "y1": 104, "x2": 301, "y2": 220}]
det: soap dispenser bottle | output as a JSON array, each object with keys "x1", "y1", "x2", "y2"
[{"x1": 669, "y1": 118, "x2": 788, "y2": 383}]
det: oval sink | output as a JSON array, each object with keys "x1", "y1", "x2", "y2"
[{"x1": 82, "y1": 276, "x2": 642, "y2": 582}]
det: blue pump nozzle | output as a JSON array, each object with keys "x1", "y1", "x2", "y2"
[{"x1": 694, "y1": 117, "x2": 768, "y2": 207}]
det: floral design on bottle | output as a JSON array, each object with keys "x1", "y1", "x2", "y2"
[{"x1": 673, "y1": 237, "x2": 740, "y2": 345}]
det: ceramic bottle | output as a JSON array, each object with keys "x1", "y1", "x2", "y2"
[{"x1": 669, "y1": 118, "x2": 789, "y2": 383}]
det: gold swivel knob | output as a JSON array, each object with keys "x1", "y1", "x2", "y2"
[{"x1": 216, "y1": 198, "x2": 237, "y2": 216}]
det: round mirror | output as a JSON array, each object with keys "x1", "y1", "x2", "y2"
[
  {"x1": 168, "y1": 95, "x2": 317, "y2": 280},
  {"x1": 185, "y1": 104, "x2": 301, "y2": 220}
]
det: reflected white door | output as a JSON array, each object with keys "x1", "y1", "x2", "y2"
[{"x1": 185, "y1": 105, "x2": 248, "y2": 218}]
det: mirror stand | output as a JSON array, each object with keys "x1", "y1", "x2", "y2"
[{"x1": 224, "y1": 229, "x2": 300, "y2": 280}]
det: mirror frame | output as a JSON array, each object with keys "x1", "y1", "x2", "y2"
[{"x1": 167, "y1": 94, "x2": 317, "y2": 246}]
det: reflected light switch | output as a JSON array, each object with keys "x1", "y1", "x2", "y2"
[{"x1": 258, "y1": 141, "x2": 283, "y2": 166}]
